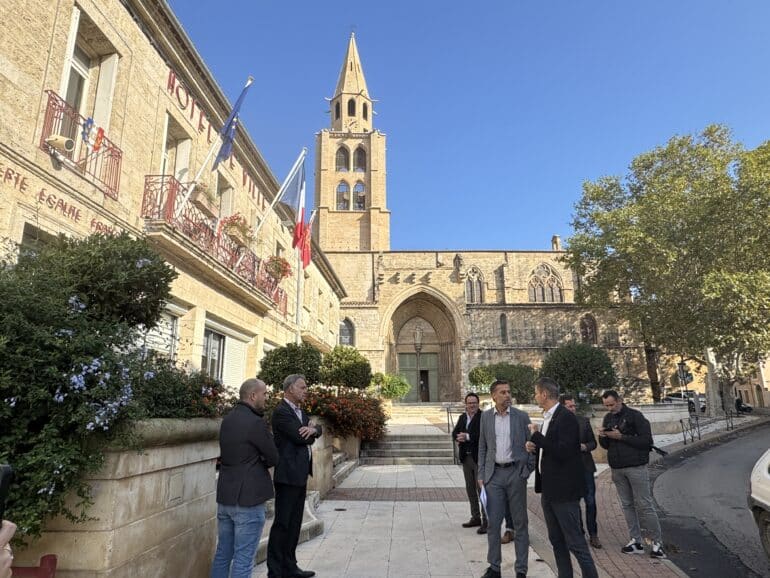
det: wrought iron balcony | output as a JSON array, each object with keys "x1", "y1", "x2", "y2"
[
  {"x1": 39, "y1": 90, "x2": 122, "y2": 199},
  {"x1": 141, "y1": 175, "x2": 288, "y2": 315}
]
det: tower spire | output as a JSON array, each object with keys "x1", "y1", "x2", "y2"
[{"x1": 334, "y1": 32, "x2": 369, "y2": 99}]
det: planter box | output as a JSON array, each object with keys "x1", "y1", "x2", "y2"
[
  {"x1": 333, "y1": 436, "x2": 361, "y2": 460},
  {"x1": 14, "y1": 418, "x2": 221, "y2": 578},
  {"x1": 306, "y1": 417, "x2": 333, "y2": 499},
  {"x1": 224, "y1": 224, "x2": 248, "y2": 247},
  {"x1": 190, "y1": 188, "x2": 218, "y2": 219}
]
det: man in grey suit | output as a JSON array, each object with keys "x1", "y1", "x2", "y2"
[{"x1": 477, "y1": 379, "x2": 535, "y2": 578}]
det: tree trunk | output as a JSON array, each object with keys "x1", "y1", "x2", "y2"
[
  {"x1": 705, "y1": 347, "x2": 725, "y2": 417},
  {"x1": 644, "y1": 342, "x2": 662, "y2": 401}
]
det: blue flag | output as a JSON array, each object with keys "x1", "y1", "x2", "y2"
[{"x1": 212, "y1": 76, "x2": 253, "y2": 171}]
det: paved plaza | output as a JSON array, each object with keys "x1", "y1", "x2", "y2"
[{"x1": 252, "y1": 415, "x2": 759, "y2": 577}]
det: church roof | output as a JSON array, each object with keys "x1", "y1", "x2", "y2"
[{"x1": 334, "y1": 33, "x2": 369, "y2": 98}]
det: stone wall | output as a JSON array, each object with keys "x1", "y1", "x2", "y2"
[{"x1": 14, "y1": 419, "x2": 221, "y2": 578}]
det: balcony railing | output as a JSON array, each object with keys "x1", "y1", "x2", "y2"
[
  {"x1": 39, "y1": 90, "x2": 123, "y2": 199},
  {"x1": 142, "y1": 175, "x2": 288, "y2": 315}
]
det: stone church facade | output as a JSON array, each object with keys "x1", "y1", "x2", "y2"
[{"x1": 315, "y1": 35, "x2": 643, "y2": 402}]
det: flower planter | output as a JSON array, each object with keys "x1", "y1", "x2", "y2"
[
  {"x1": 224, "y1": 224, "x2": 248, "y2": 247},
  {"x1": 13, "y1": 418, "x2": 221, "y2": 578},
  {"x1": 190, "y1": 187, "x2": 218, "y2": 219}
]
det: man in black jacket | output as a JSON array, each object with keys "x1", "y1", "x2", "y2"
[
  {"x1": 211, "y1": 378, "x2": 279, "y2": 578},
  {"x1": 527, "y1": 378, "x2": 598, "y2": 578},
  {"x1": 560, "y1": 394, "x2": 602, "y2": 549},
  {"x1": 452, "y1": 392, "x2": 486, "y2": 531},
  {"x1": 267, "y1": 374, "x2": 322, "y2": 578},
  {"x1": 598, "y1": 390, "x2": 665, "y2": 559}
]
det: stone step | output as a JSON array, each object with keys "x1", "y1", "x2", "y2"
[
  {"x1": 256, "y1": 490, "x2": 323, "y2": 563},
  {"x1": 361, "y1": 448, "x2": 454, "y2": 458},
  {"x1": 332, "y1": 450, "x2": 346, "y2": 468},
  {"x1": 358, "y1": 456, "x2": 456, "y2": 465},
  {"x1": 365, "y1": 440, "x2": 453, "y2": 450},
  {"x1": 332, "y1": 459, "x2": 358, "y2": 487}
]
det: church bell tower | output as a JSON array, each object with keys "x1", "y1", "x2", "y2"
[{"x1": 314, "y1": 33, "x2": 390, "y2": 252}]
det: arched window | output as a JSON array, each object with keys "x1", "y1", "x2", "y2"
[
  {"x1": 347, "y1": 98, "x2": 356, "y2": 117},
  {"x1": 465, "y1": 267, "x2": 484, "y2": 304},
  {"x1": 354, "y1": 147, "x2": 367, "y2": 172},
  {"x1": 336, "y1": 181, "x2": 350, "y2": 210},
  {"x1": 580, "y1": 315, "x2": 598, "y2": 345},
  {"x1": 335, "y1": 147, "x2": 350, "y2": 172},
  {"x1": 339, "y1": 318, "x2": 355, "y2": 346},
  {"x1": 334, "y1": 101, "x2": 340, "y2": 120},
  {"x1": 363, "y1": 102, "x2": 369, "y2": 120},
  {"x1": 527, "y1": 263, "x2": 564, "y2": 303},
  {"x1": 500, "y1": 314, "x2": 508, "y2": 344},
  {"x1": 353, "y1": 182, "x2": 366, "y2": 210}
]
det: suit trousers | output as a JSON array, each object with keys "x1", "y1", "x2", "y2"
[
  {"x1": 461, "y1": 454, "x2": 485, "y2": 522},
  {"x1": 267, "y1": 482, "x2": 307, "y2": 577},
  {"x1": 485, "y1": 465, "x2": 528, "y2": 574},
  {"x1": 541, "y1": 496, "x2": 598, "y2": 578}
]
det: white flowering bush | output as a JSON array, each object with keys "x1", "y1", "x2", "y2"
[{"x1": 0, "y1": 233, "x2": 230, "y2": 544}]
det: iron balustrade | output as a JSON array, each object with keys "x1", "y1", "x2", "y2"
[
  {"x1": 679, "y1": 413, "x2": 701, "y2": 445},
  {"x1": 141, "y1": 175, "x2": 288, "y2": 315},
  {"x1": 39, "y1": 90, "x2": 122, "y2": 199}
]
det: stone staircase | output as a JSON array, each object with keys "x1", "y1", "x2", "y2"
[
  {"x1": 332, "y1": 447, "x2": 358, "y2": 487},
  {"x1": 360, "y1": 434, "x2": 456, "y2": 465}
]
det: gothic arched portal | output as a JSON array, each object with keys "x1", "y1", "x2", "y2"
[{"x1": 386, "y1": 292, "x2": 461, "y2": 403}]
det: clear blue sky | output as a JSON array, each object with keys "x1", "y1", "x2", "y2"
[{"x1": 167, "y1": 1, "x2": 770, "y2": 251}]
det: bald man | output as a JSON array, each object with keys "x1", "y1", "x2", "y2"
[{"x1": 211, "y1": 378, "x2": 279, "y2": 578}]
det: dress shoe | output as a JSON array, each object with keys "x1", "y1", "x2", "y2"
[
  {"x1": 481, "y1": 567, "x2": 501, "y2": 578},
  {"x1": 290, "y1": 570, "x2": 315, "y2": 578},
  {"x1": 501, "y1": 529, "x2": 514, "y2": 544},
  {"x1": 462, "y1": 517, "x2": 482, "y2": 528},
  {"x1": 589, "y1": 535, "x2": 602, "y2": 549},
  {"x1": 477, "y1": 521, "x2": 488, "y2": 534}
]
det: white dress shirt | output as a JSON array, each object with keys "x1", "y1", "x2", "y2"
[{"x1": 494, "y1": 406, "x2": 513, "y2": 464}]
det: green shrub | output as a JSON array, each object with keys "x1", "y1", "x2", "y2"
[
  {"x1": 468, "y1": 366, "x2": 494, "y2": 392},
  {"x1": 488, "y1": 362, "x2": 536, "y2": 403},
  {"x1": 371, "y1": 372, "x2": 411, "y2": 400},
  {"x1": 539, "y1": 342, "x2": 617, "y2": 401},
  {"x1": 320, "y1": 346, "x2": 372, "y2": 389},
  {"x1": 258, "y1": 342, "x2": 322, "y2": 387},
  {"x1": 0, "y1": 233, "x2": 228, "y2": 544}
]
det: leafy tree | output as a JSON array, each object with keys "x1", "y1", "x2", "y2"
[
  {"x1": 468, "y1": 366, "x2": 494, "y2": 392},
  {"x1": 320, "y1": 345, "x2": 372, "y2": 389},
  {"x1": 371, "y1": 372, "x2": 411, "y2": 400},
  {"x1": 488, "y1": 362, "x2": 536, "y2": 403},
  {"x1": 539, "y1": 343, "x2": 616, "y2": 401},
  {"x1": 565, "y1": 126, "x2": 770, "y2": 407},
  {"x1": 258, "y1": 342, "x2": 322, "y2": 387}
]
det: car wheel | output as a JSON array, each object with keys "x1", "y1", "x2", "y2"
[{"x1": 759, "y1": 511, "x2": 770, "y2": 559}]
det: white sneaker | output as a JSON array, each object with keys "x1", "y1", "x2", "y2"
[
  {"x1": 651, "y1": 541, "x2": 667, "y2": 559},
  {"x1": 621, "y1": 539, "x2": 644, "y2": 554}
]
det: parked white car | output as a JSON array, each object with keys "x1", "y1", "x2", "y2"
[{"x1": 749, "y1": 449, "x2": 770, "y2": 558}]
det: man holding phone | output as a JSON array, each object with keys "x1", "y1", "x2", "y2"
[{"x1": 598, "y1": 390, "x2": 665, "y2": 559}]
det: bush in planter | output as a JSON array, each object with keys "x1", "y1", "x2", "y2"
[
  {"x1": 266, "y1": 386, "x2": 387, "y2": 441},
  {"x1": 0, "y1": 233, "x2": 229, "y2": 544},
  {"x1": 371, "y1": 372, "x2": 411, "y2": 400},
  {"x1": 488, "y1": 362, "x2": 537, "y2": 404},
  {"x1": 320, "y1": 346, "x2": 372, "y2": 389},
  {"x1": 468, "y1": 365, "x2": 495, "y2": 393},
  {"x1": 258, "y1": 342, "x2": 322, "y2": 387}
]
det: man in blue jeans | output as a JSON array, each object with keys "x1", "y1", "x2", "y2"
[
  {"x1": 560, "y1": 394, "x2": 602, "y2": 549},
  {"x1": 211, "y1": 379, "x2": 279, "y2": 578}
]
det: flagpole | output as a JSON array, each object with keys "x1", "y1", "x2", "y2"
[
  {"x1": 174, "y1": 138, "x2": 221, "y2": 219},
  {"x1": 233, "y1": 147, "x2": 307, "y2": 270},
  {"x1": 250, "y1": 147, "x2": 307, "y2": 241},
  {"x1": 295, "y1": 247, "x2": 303, "y2": 344}
]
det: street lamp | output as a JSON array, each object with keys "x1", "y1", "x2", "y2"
[{"x1": 414, "y1": 324, "x2": 423, "y2": 402}]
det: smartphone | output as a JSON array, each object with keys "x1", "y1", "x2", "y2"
[
  {"x1": 0, "y1": 464, "x2": 13, "y2": 527},
  {"x1": 602, "y1": 427, "x2": 614, "y2": 432}
]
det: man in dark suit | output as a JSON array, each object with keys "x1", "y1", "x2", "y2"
[
  {"x1": 560, "y1": 394, "x2": 602, "y2": 549},
  {"x1": 211, "y1": 378, "x2": 279, "y2": 578},
  {"x1": 527, "y1": 378, "x2": 598, "y2": 578},
  {"x1": 267, "y1": 374, "x2": 322, "y2": 578},
  {"x1": 452, "y1": 392, "x2": 486, "y2": 531}
]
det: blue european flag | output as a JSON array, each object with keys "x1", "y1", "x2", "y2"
[{"x1": 212, "y1": 76, "x2": 253, "y2": 171}]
